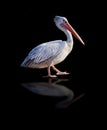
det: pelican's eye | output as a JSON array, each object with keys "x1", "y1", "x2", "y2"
[{"x1": 63, "y1": 19, "x2": 67, "y2": 23}]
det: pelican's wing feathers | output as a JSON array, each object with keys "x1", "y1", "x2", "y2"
[{"x1": 21, "y1": 40, "x2": 66, "y2": 66}]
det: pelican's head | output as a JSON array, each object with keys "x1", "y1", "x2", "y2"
[{"x1": 54, "y1": 16, "x2": 85, "y2": 45}]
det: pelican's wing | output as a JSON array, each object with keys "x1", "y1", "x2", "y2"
[{"x1": 21, "y1": 40, "x2": 66, "y2": 66}]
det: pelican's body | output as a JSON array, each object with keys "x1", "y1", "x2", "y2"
[
  {"x1": 21, "y1": 40, "x2": 73, "y2": 69},
  {"x1": 21, "y1": 16, "x2": 84, "y2": 77}
]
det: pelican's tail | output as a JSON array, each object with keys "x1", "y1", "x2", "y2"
[{"x1": 20, "y1": 57, "x2": 34, "y2": 68}]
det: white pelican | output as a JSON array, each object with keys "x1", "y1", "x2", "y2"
[{"x1": 21, "y1": 16, "x2": 85, "y2": 77}]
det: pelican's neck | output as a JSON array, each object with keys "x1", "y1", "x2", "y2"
[{"x1": 64, "y1": 30, "x2": 73, "y2": 44}]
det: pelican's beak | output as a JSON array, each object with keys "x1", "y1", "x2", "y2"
[{"x1": 61, "y1": 22, "x2": 85, "y2": 45}]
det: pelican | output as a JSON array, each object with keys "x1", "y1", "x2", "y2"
[{"x1": 21, "y1": 16, "x2": 85, "y2": 77}]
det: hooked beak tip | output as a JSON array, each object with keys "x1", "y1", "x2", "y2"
[{"x1": 82, "y1": 41, "x2": 85, "y2": 45}]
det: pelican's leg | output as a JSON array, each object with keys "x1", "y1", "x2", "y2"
[
  {"x1": 47, "y1": 66, "x2": 57, "y2": 78},
  {"x1": 52, "y1": 65, "x2": 70, "y2": 75}
]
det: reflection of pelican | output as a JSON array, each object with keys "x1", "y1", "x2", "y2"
[
  {"x1": 21, "y1": 79, "x2": 73, "y2": 97},
  {"x1": 21, "y1": 79, "x2": 75, "y2": 108},
  {"x1": 56, "y1": 93, "x2": 85, "y2": 109}
]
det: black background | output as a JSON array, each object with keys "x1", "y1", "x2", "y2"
[{"x1": 13, "y1": 0, "x2": 104, "y2": 126}]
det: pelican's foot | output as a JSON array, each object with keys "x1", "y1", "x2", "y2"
[
  {"x1": 56, "y1": 72, "x2": 70, "y2": 75},
  {"x1": 43, "y1": 75, "x2": 57, "y2": 78},
  {"x1": 49, "y1": 75, "x2": 57, "y2": 78}
]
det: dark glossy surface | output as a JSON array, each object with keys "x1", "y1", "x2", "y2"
[
  {"x1": 15, "y1": 66, "x2": 88, "y2": 115},
  {"x1": 21, "y1": 78, "x2": 84, "y2": 107}
]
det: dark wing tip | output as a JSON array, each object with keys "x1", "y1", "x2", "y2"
[{"x1": 21, "y1": 58, "x2": 35, "y2": 67}]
